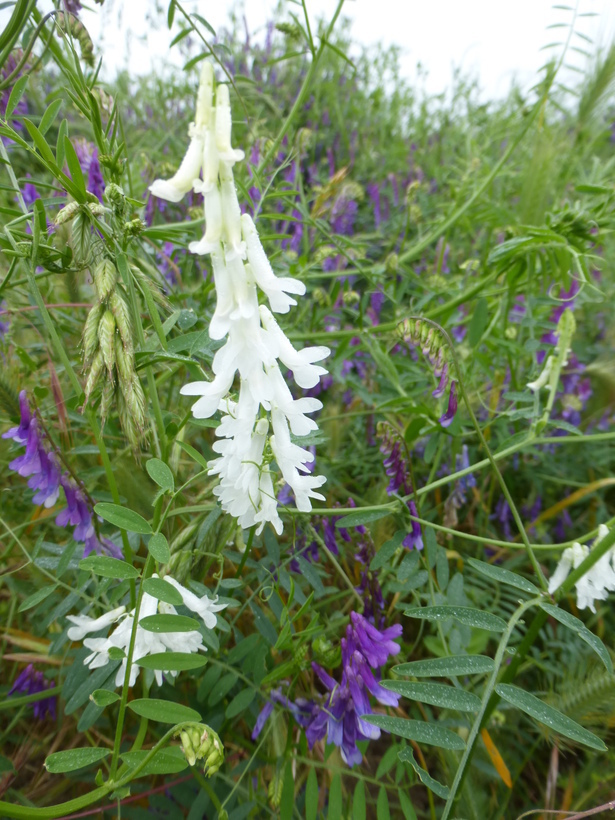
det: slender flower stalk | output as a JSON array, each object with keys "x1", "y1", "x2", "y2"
[{"x1": 150, "y1": 62, "x2": 329, "y2": 534}]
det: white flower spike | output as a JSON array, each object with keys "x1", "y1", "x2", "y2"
[
  {"x1": 151, "y1": 61, "x2": 330, "y2": 534},
  {"x1": 548, "y1": 524, "x2": 615, "y2": 613},
  {"x1": 66, "y1": 576, "x2": 227, "y2": 688}
]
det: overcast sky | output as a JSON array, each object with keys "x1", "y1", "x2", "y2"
[
  {"x1": 79, "y1": 0, "x2": 615, "y2": 99},
  {"x1": 4, "y1": 1, "x2": 615, "y2": 99}
]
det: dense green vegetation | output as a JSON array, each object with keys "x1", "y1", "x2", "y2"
[{"x1": 1, "y1": 2, "x2": 615, "y2": 818}]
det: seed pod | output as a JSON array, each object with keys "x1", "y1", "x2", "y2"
[
  {"x1": 97, "y1": 310, "x2": 116, "y2": 376},
  {"x1": 82, "y1": 302, "x2": 103, "y2": 366},
  {"x1": 92, "y1": 258, "x2": 117, "y2": 301},
  {"x1": 109, "y1": 291, "x2": 133, "y2": 355},
  {"x1": 84, "y1": 349, "x2": 104, "y2": 404}
]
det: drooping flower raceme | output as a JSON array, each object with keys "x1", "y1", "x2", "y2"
[
  {"x1": 150, "y1": 62, "x2": 329, "y2": 535},
  {"x1": 66, "y1": 575, "x2": 227, "y2": 687},
  {"x1": 548, "y1": 524, "x2": 615, "y2": 613},
  {"x1": 3, "y1": 391, "x2": 121, "y2": 558}
]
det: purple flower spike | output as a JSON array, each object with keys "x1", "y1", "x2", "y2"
[
  {"x1": 439, "y1": 381, "x2": 458, "y2": 428},
  {"x1": 9, "y1": 664, "x2": 56, "y2": 720},
  {"x1": 348, "y1": 612, "x2": 402, "y2": 669},
  {"x1": 432, "y1": 362, "x2": 449, "y2": 398},
  {"x1": 403, "y1": 500, "x2": 423, "y2": 550},
  {"x1": 3, "y1": 390, "x2": 32, "y2": 444}
]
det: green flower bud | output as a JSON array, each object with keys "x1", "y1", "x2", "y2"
[
  {"x1": 268, "y1": 769, "x2": 284, "y2": 808},
  {"x1": 312, "y1": 636, "x2": 341, "y2": 668},
  {"x1": 385, "y1": 252, "x2": 398, "y2": 272},
  {"x1": 342, "y1": 290, "x2": 360, "y2": 306},
  {"x1": 124, "y1": 218, "x2": 146, "y2": 237},
  {"x1": 176, "y1": 724, "x2": 224, "y2": 776}
]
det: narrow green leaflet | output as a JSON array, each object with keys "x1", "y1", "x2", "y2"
[
  {"x1": 63, "y1": 136, "x2": 86, "y2": 196},
  {"x1": 79, "y1": 556, "x2": 140, "y2": 580},
  {"x1": 393, "y1": 655, "x2": 495, "y2": 677},
  {"x1": 377, "y1": 787, "x2": 390, "y2": 820},
  {"x1": 305, "y1": 767, "x2": 319, "y2": 820},
  {"x1": 5, "y1": 74, "x2": 29, "y2": 121},
  {"x1": 18, "y1": 584, "x2": 58, "y2": 612},
  {"x1": 146, "y1": 458, "x2": 174, "y2": 492},
  {"x1": 404, "y1": 605, "x2": 507, "y2": 632},
  {"x1": 94, "y1": 502, "x2": 152, "y2": 534},
  {"x1": 127, "y1": 698, "x2": 201, "y2": 723},
  {"x1": 495, "y1": 684, "x2": 607, "y2": 751},
  {"x1": 362, "y1": 715, "x2": 465, "y2": 750},
  {"x1": 225, "y1": 688, "x2": 255, "y2": 719},
  {"x1": 352, "y1": 779, "x2": 366, "y2": 820},
  {"x1": 136, "y1": 652, "x2": 208, "y2": 671},
  {"x1": 44, "y1": 747, "x2": 110, "y2": 774},
  {"x1": 148, "y1": 532, "x2": 171, "y2": 563},
  {"x1": 140, "y1": 614, "x2": 202, "y2": 633},
  {"x1": 467, "y1": 558, "x2": 541, "y2": 594},
  {"x1": 90, "y1": 690, "x2": 120, "y2": 708},
  {"x1": 142, "y1": 577, "x2": 184, "y2": 606},
  {"x1": 381, "y1": 680, "x2": 481, "y2": 712},
  {"x1": 398, "y1": 747, "x2": 450, "y2": 800},
  {"x1": 328, "y1": 773, "x2": 342, "y2": 819},
  {"x1": 39, "y1": 99, "x2": 63, "y2": 135},
  {"x1": 335, "y1": 508, "x2": 390, "y2": 528},
  {"x1": 539, "y1": 602, "x2": 613, "y2": 673},
  {"x1": 121, "y1": 747, "x2": 188, "y2": 776},
  {"x1": 370, "y1": 530, "x2": 405, "y2": 571}
]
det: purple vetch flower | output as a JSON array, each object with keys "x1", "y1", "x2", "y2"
[
  {"x1": 509, "y1": 295, "x2": 526, "y2": 324},
  {"x1": 537, "y1": 281, "x2": 581, "y2": 363},
  {"x1": 9, "y1": 664, "x2": 57, "y2": 720},
  {"x1": 4, "y1": 391, "x2": 122, "y2": 559},
  {"x1": 492, "y1": 496, "x2": 513, "y2": 541},
  {"x1": 252, "y1": 686, "x2": 314, "y2": 741},
  {"x1": 378, "y1": 424, "x2": 423, "y2": 550},
  {"x1": 73, "y1": 139, "x2": 105, "y2": 201},
  {"x1": 403, "y1": 501, "x2": 423, "y2": 550},
  {"x1": 367, "y1": 182, "x2": 381, "y2": 228},
  {"x1": 63, "y1": 0, "x2": 83, "y2": 13},
  {"x1": 330, "y1": 196, "x2": 358, "y2": 236},
  {"x1": 305, "y1": 613, "x2": 402, "y2": 766},
  {"x1": 439, "y1": 381, "x2": 458, "y2": 428}
]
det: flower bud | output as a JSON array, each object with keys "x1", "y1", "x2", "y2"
[{"x1": 312, "y1": 636, "x2": 341, "y2": 668}]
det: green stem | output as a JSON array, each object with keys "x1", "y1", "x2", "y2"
[
  {"x1": 256, "y1": 0, "x2": 346, "y2": 175},
  {"x1": 109, "y1": 554, "x2": 154, "y2": 778},
  {"x1": 0, "y1": 687, "x2": 62, "y2": 711},
  {"x1": 441, "y1": 596, "x2": 541, "y2": 820}
]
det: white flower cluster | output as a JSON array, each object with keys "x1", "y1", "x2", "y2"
[
  {"x1": 66, "y1": 575, "x2": 227, "y2": 687},
  {"x1": 548, "y1": 524, "x2": 615, "y2": 613},
  {"x1": 150, "y1": 62, "x2": 329, "y2": 535}
]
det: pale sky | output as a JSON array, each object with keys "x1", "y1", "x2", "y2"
[
  {"x1": 3, "y1": 1, "x2": 615, "y2": 99},
  {"x1": 78, "y1": 0, "x2": 615, "y2": 99}
]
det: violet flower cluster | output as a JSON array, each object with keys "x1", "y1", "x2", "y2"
[
  {"x1": 252, "y1": 612, "x2": 402, "y2": 767},
  {"x1": 3, "y1": 391, "x2": 121, "y2": 558},
  {"x1": 379, "y1": 423, "x2": 423, "y2": 550},
  {"x1": 9, "y1": 664, "x2": 56, "y2": 721}
]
